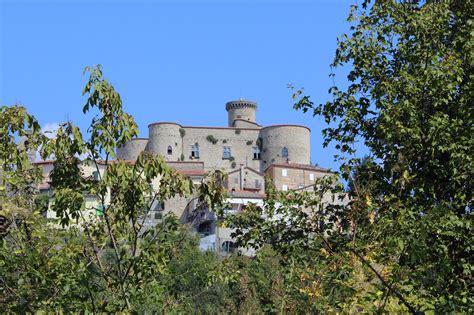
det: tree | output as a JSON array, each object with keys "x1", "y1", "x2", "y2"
[
  {"x1": 231, "y1": 0, "x2": 473, "y2": 313},
  {"x1": 0, "y1": 65, "x2": 228, "y2": 312}
]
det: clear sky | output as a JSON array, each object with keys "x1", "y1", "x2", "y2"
[{"x1": 1, "y1": 0, "x2": 355, "y2": 170}]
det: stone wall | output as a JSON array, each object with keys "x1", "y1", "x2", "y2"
[
  {"x1": 179, "y1": 126, "x2": 262, "y2": 171},
  {"x1": 260, "y1": 125, "x2": 310, "y2": 166},
  {"x1": 146, "y1": 123, "x2": 183, "y2": 162},
  {"x1": 116, "y1": 138, "x2": 148, "y2": 161},
  {"x1": 226, "y1": 166, "x2": 265, "y2": 193},
  {"x1": 268, "y1": 164, "x2": 332, "y2": 191}
]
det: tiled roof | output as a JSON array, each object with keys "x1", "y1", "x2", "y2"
[
  {"x1": 175, "y1": 169, "x2": 207, "y2": 176},
  {"x1": 265, "y1": 162, "x2": 333, "y2": 173},
  {"x1": 226, "y1": 166, "x2": 264, "y2": 176}
]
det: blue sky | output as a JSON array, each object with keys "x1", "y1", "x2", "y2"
[{"x1": 1, "y1": 0, "x2": 355, "y2": 170}]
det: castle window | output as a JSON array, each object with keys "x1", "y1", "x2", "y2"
[
  {"x1": 309, "y1": 173, "x2": 314, "y2": 181},
  {"x1": 191, "y1": 144, "x2": 200, "y2": 158},
  {"x1": 282, "y1": 184, "x2": 288, "y2": 191},
  {"x1": 167, "y1": 145, "x2": 172, "y2": 155},
  {"x1": 282, "y1": 147, "x2": 289, "y2": 158},
  {"x1": 253, "y1": 147, "x2": 261, "y2": 160},
  {"x1": 282, "y1": 169, "x2": 288, "y2": 177},
  {"x1": 255, "y1": 179, "x2": 261, "y2": 189},
  {"x1": 222, "y1": 146, "x2": 231, "y2": 159}
]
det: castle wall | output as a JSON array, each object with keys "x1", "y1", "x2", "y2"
[
  {"x1": 233, "y1": 119, "x2": 260, "y2": 128},
  {"x1": 177, "y1": 126, "x2": 262, "y2": 171},
  {"x1": 260, "y1": 125, "x2": 310, "y2": 167},
  {"x1": 116, "y1": 138, "x2": 148, "y2": 161},
  {"x1": 146, "y1": 123, "x2": 183, "y2": 161}
]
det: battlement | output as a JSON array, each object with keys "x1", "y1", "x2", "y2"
[{"x1": 225, "y1": 100, "x2": 257, "y2": 111}]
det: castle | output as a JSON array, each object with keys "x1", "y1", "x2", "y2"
[
  {"x1": 37, "y1": 99, "x2": 333, "y2": 255},
  {"x1": 117, "y1": 99, "x2": 312, "y2": 172}
]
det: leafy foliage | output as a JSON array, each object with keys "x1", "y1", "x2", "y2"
[
  {"x1": 278, "y1": 0, "x2": 472, "y2": 312},
  {"x1": 206, "y1": 135, "x2": 218, "y2": 144}
]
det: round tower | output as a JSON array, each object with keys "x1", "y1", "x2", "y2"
[
  {"x1": 225, "y1": 99, "x2": 257, "y2": 127},
  {"x1": 259, "y1": 125, "x2": 310, "y2": 165},
  {"x1": 116, "y1": 138, "x2": 149, "y2": 161},
  {"x1": 146, "y1": 122, "x2": 183, "y2": 161}
]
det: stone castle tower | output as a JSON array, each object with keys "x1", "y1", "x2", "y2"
[{"x1": 117, "y1": 99, "x2": 311, "y2": 172}]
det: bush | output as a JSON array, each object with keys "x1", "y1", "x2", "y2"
[{"x1": 206, "y1": 135, "x2": 218, "y2": 144}]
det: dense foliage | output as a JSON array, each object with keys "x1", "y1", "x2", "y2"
[{"x1": 231, "y1": 0, "x2": 473, "y2": 313}]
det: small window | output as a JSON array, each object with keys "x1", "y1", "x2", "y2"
[
  {"x1": 223, "y1": 146, "x2": 231, "y2": 159},
  {"x1": 221, "y1": 241, "x2": 237, "y2": 253},
  {"x1": 255, "y1": 179, "x2": 261, "y2": 189},
  {"x1": 282, "y1": 184, "x2": 288, "y2": 191},
  {"x1": 253, "y1": 147, "x2": 261, "y2": 160},
  {"x1": 167, "y1": 145, "x2": 172, "y2": 155},
  {"x1": 309, "y1": 173, "x2": 314, "y2": 181},
  {"x1": 282, "y1": 169, "x2": 288, "y2": 177},
  {"x1": 191, "y1": 144, "x2": 200, "y2": 158},
  {"x1": 154, "y1": 201, "x2": 165, "y2": 211},
  {"x1": 282, "y1": 147, "x2": 289, "y2": 158}
]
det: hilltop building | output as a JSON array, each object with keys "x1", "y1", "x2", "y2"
[
  {"x1": 36, "y1": 99, "x2": 334, "y2": 256},
  {"x1": 118, "y1": 99, "x2": 331, "y2": 185}
]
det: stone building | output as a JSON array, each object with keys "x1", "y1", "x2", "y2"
[
  {"x1": 36, "y1": 99, "x2": 334, "y2": 255},
  {"x1": 117, "y1": 99, "x2": 330, "y2": 190},
  {"x1": 117, "y1": 100, "x2": 312, "y2": 171},
  {"x1": 115, "y1": 99, "x2": 333, "y2": 255}
]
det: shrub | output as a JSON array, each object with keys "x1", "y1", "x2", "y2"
[{"x1": 206, "y1": 135, "x2": 218, "y2": 144}]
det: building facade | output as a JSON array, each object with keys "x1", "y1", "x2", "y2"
[
  {"x1": 36, "y1": 99, "x2": 334, "y2": 255},
  {"x1": 117, "y1": 99, "x2": 312, "y2": 172}
]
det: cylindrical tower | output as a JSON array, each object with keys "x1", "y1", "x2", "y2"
[
  {"x1": 259, "y1": 125, "x2": 310, "y2": 165},
  {"x1": 146, "y1": 122, "x2": 183, "y2": 161},
  {"x1": 116, "y1": 138, "x2": 148, "y2": 161},
  {"x1": 225, "y1": 99, "x2": 257, "y2": 127}
]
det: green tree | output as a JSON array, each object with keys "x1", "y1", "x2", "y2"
[
  {"x1": 0, "y1": 65, "x2": 227, "y2": 312},
  {"x1": 231, "y1": 0, "x2": 473, "y2": 313}
]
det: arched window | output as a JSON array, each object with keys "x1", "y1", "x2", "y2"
[
  {"x1": 282, "y1": 147, "x2": 289, "y2": 158},
  {"x1": 191, "y1": 144, "x2": 200, "y2": 158},
  {"x1": 167, "y1": 145, "x2": 172, "y2": 155}
]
